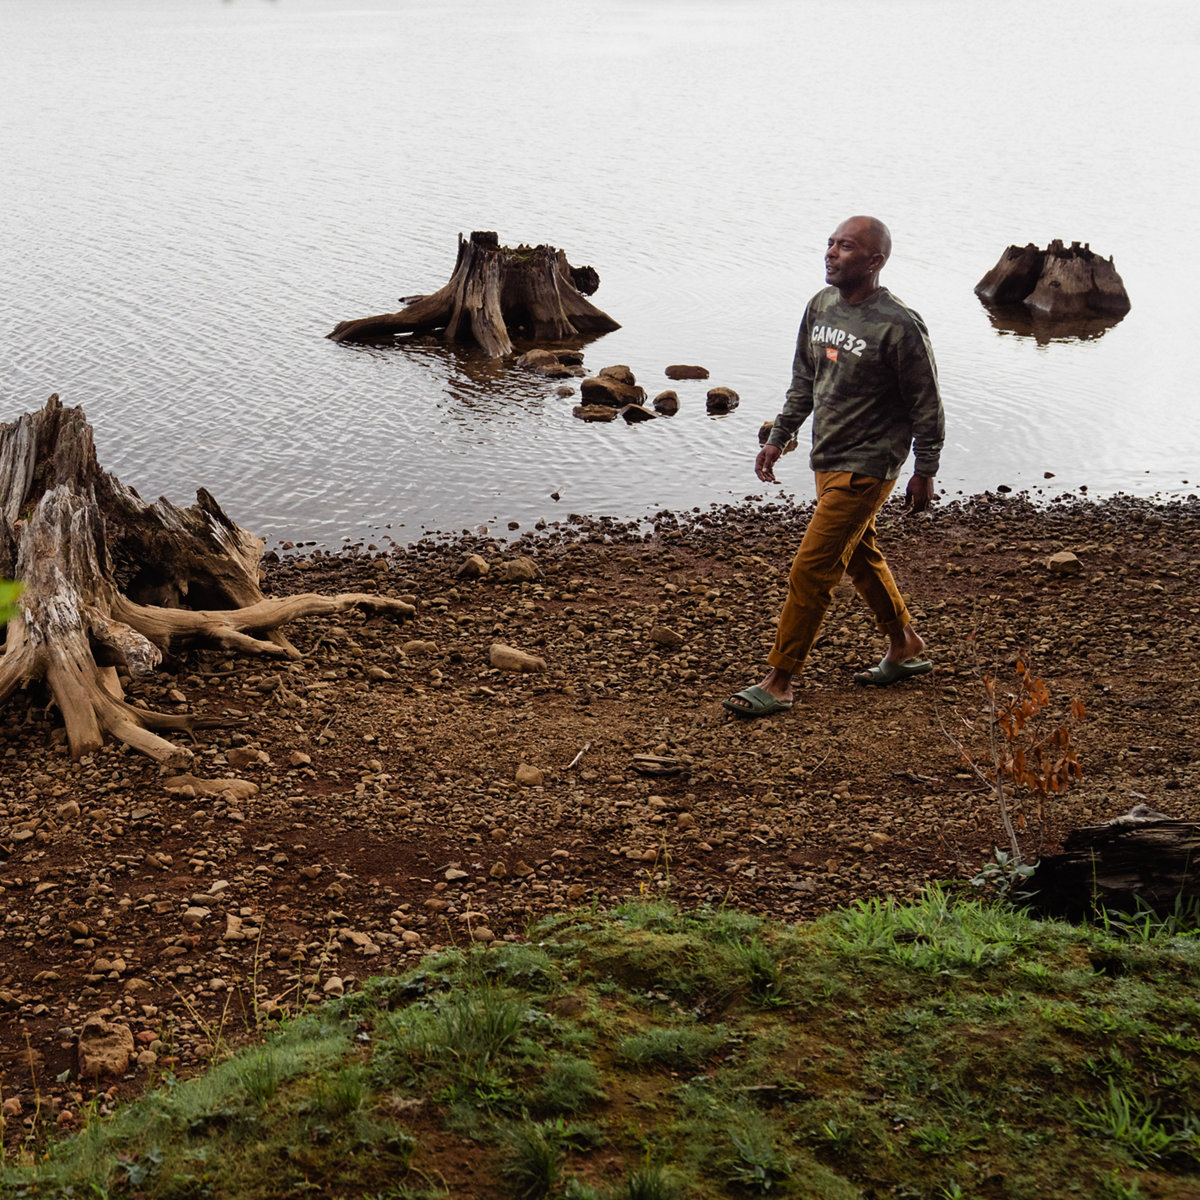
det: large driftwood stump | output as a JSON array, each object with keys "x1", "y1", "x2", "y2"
[
  {"x1": 976, "y1": 239, "x2": 1131, "y2": 320},
  {"x1": 327, "y1": 231, "x2": 620, "y2": 357},
  {"x1": 1029, "y1": 806, "x2": 1199, "y2": 920},
  {"x1": 0, "y1": 395, "x2": 414, "y2": 766}
]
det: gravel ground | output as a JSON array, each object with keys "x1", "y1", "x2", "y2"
[{"x1": 1, "y1": 490, "x2": 1197, "y2": 1134}]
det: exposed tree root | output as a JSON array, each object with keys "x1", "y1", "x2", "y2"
[{"x1": 0, "y1": 395, "x2": 415, "y2": 765}]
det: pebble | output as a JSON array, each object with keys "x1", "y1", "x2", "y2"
[
  {"x1": 1047, "y1": 550, "x2": 1082, "y2": 574},
  {"x1": 457, "y1": 554, "x2": 489, "y2": 578},
  {"x1": 489, "y1": 643, "x2": 547, "y2": 673}
]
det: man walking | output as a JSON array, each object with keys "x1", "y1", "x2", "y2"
[{"x1": 724, "y1": 215, "x2": 945, "y2": 718}]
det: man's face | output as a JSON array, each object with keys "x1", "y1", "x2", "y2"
[{"x1": 824, "y1": 220, "x2": 884, "y2": 291}]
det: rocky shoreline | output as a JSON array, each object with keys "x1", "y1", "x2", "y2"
[{"x1": 1, "y1": 490, "x2": 1197, "y2": 1136}]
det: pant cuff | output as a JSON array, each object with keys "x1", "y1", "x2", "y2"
[
  {"x1": 767, "y1": 649, "x2": 803, "y2": 673},
  {"x1": 879, "y1": 610, "x2": 912, "y2": 638}
]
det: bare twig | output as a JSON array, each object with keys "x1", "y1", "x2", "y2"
[{"x1": 892, "y1": 770, "x2": 939, "y2": 786}]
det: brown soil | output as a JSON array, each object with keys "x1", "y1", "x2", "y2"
[{"x1": 1, "y1": 490, "x2": 1197, "y2": 1135}]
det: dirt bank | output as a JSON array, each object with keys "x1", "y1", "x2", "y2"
[{"x1": 1, "y1": 490, "x2": 1197, "y2": 1134}]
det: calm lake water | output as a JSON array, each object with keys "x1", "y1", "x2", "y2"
[{"x1": 3, "y1": 0, "x2": 1198, "y2": 548}]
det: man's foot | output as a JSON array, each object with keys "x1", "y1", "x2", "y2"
[
  {"x1": 724, "y1": 668, "x2": 793, "y2": 716},
  {"x1": 853, "y1": 657, "x2": 933, "y2": 687},
  {"x1": 723, "y1": 685, "x2": 794, "y2": 717},
  {"x1": 885, "y1": 626, "x2": 925, "y2": 665}
]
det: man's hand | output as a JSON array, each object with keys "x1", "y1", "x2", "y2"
[
  {"x1": 756, "y1": 443, "x2": 782, "y2": 483},
  {"x1": 904, "y1": 473, "x2": 936, "y2": 514}
]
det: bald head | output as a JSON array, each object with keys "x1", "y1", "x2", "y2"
[
  {"x1": 825, "y1": 216, "x2": 892, "y2": 301},
  {"x1": 843, "y1": 215, "x2": 892, "y2": 262}
]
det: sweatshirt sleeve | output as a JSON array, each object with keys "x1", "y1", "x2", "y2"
[
  {"x1": 895, "y1": 313, "x2": 945, "y2": 477},
  {"x1": 767, "y1": 306, "x2": 815, "y2": 449}
]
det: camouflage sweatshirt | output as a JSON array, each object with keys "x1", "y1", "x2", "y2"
[{"x1": 767, "y1": 286, "x2": 944, "y2": 480}]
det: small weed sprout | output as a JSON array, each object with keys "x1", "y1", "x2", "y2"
[
  {"x1": 537, "y1": 1055, "x2": 606, "y2": 1115},
  {"x1": 971, "y1": 849, "x2": 1036, "y2": 900},
  {"x1": 236, "y1": 1050, "x2": 280, "y2": 1109},
  {"x1": 818, "y1": 1118, "x2": 856, "y2": 1154},
  {"x1": 563, "y1": 1181, "x2": 605, "y2": 1200},
  {"x1": 1099, "y1": 1170, "x2": 1146, "y2": 1199},
  {"x1": 620, "y1": 1163, "x2": 680, "y2": 1200},
  {"x1": 733, "y1": 937, "x2": 786, "y2": 1007},
  {"x1": 720, "y1": 1124, "x2": 792, "y2": 1193},
  {"x1": 1099, "y1": 892, "x2": 1200, "y2": 942},
  {"x1": 501, "y1": 1121, "x2": 563, "y2": 1200},
  {"x1": 1078, "y1": 1080, "x2": 1198, "y2": 1166},
  {"x1": 312, "y1": 1065, "x2": 367, "y2": 1118}
]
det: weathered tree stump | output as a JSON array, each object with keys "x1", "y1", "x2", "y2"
[
  {"x1": 974, "y1": 242, "x2": 1046, "y2": 306},
  {"x1": 975, "y1": 239, "x2": 1131, "y2": 320},
  {"x1": 327, "y1": 231, "x2": 620, "y2": 357},
  {"x1": 1029, "y1": 806, "x2": 1199, "y2": 920},
  {"x1": 0, "y1": 395, "x2": 415, "y2": 766}
]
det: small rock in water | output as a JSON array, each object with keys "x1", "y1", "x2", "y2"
[
  {"x1": 516, "y1": 348, "x2": 561, "y2": 370},
  {"x1": 621, "y1": 404, "x2": 657, "y2": 423},
  {"x1": 598, "y1": 364, "x2": 636, "y2": 386},
  {"x1": 573, "y1": 404, "x2": 620, "y2": 423}
]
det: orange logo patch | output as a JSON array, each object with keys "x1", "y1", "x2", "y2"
[{"x1": 825, "y1": 347, "x2": 839, "y2": 362}]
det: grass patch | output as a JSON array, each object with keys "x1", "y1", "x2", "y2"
[{"x1": 4, "y1": 892, "x2": 1200, "y2": 1197}]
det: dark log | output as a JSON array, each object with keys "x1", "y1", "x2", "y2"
[
  {"x1": 975, "y1": 239, "x2": 1131, "y2": 320},
  {"x1": 1028, "y1": 806, "x2": 1199, "y2": 920},
  {"x1": 1, "y1": 396, "x2": 415, "y2": 766},
  {"x1": 327, "y1": 231, "x2": 620, "y2": 357}
]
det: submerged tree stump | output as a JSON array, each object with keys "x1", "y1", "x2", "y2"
[
  {"x1": 1029, "y1": 806, "x2": 1199, "y2": 920},
  {"x1": 0, "y1": 396, "x2": 415, "y2": 766},
  {"x1": 327, "y1": 231, "x2": 620, "y2": 357},
  {"x1": 975, "y1": 239, "x2": 1131, "y2": 319}
]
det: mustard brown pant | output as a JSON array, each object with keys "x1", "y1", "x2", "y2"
[{"x1": 767, "y1": 470, "x2": 912, "y2": 675}]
